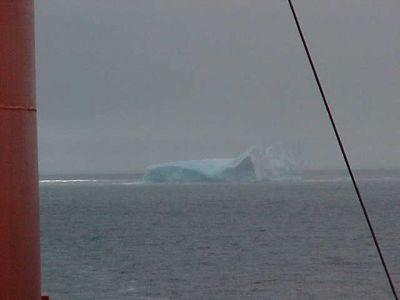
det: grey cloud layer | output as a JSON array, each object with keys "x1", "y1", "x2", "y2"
[{"x1": 36, "y1": 0, "x2": 400, "y2": 173}]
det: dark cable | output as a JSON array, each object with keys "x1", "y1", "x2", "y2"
[{"x1": 286, "y1": 1, "x2": 398, "y2": 299}]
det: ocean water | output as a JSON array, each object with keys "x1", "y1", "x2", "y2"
[{"x1": 40, "y1": 170, "x2": 400, "y2": 299}]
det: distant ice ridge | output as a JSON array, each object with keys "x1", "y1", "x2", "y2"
[{"x1": 143, "y1": 145, "x2": 302, "y2": 183}]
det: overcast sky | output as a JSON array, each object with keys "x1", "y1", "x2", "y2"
[{"x1": 35, "y1": 0, "x2": 400, "y2": 174}]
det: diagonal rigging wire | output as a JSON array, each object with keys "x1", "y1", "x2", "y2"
[{"x1": 286, "y1": 0, "x2": 399, "y2": 299}]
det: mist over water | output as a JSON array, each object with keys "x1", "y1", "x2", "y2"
[{"x1": 39, "y1": 168, "x2": 400, "y2": 186}]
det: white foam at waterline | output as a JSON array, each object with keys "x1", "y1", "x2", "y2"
[
  {"x1": 118, "y1": 181, "x2": 144, "y2": 185},
  {"x1": 39, "y1": 179, "x2": 144, "y2": 185},
  {"x1": 40, "y1": 179, "x2": 99, "y2": 184}
]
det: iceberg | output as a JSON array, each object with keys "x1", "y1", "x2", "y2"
[{"x1": 143, "y1": 145, "x2": 302, "y2": 183}]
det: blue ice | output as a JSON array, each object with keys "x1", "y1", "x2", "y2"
[{"x1": 143, "y1": 145, "x2": 302, "y2": 183}]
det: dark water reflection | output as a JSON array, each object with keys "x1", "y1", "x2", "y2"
[{"x1": 40, "y1": 179, "x2": 400, "y2": 299}]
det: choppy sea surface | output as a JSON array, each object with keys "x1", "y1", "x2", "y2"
[{"x1": 40, "y1": 170, "x2": 400, "y2": 299}]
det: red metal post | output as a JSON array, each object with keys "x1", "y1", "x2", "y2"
[{"x1": 0, "y1": 0, "x2": 41, "y2": 299}]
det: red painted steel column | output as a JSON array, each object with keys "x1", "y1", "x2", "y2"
[{"x1": 0, "y1": 1, "x2": 41, "y2": 299}]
